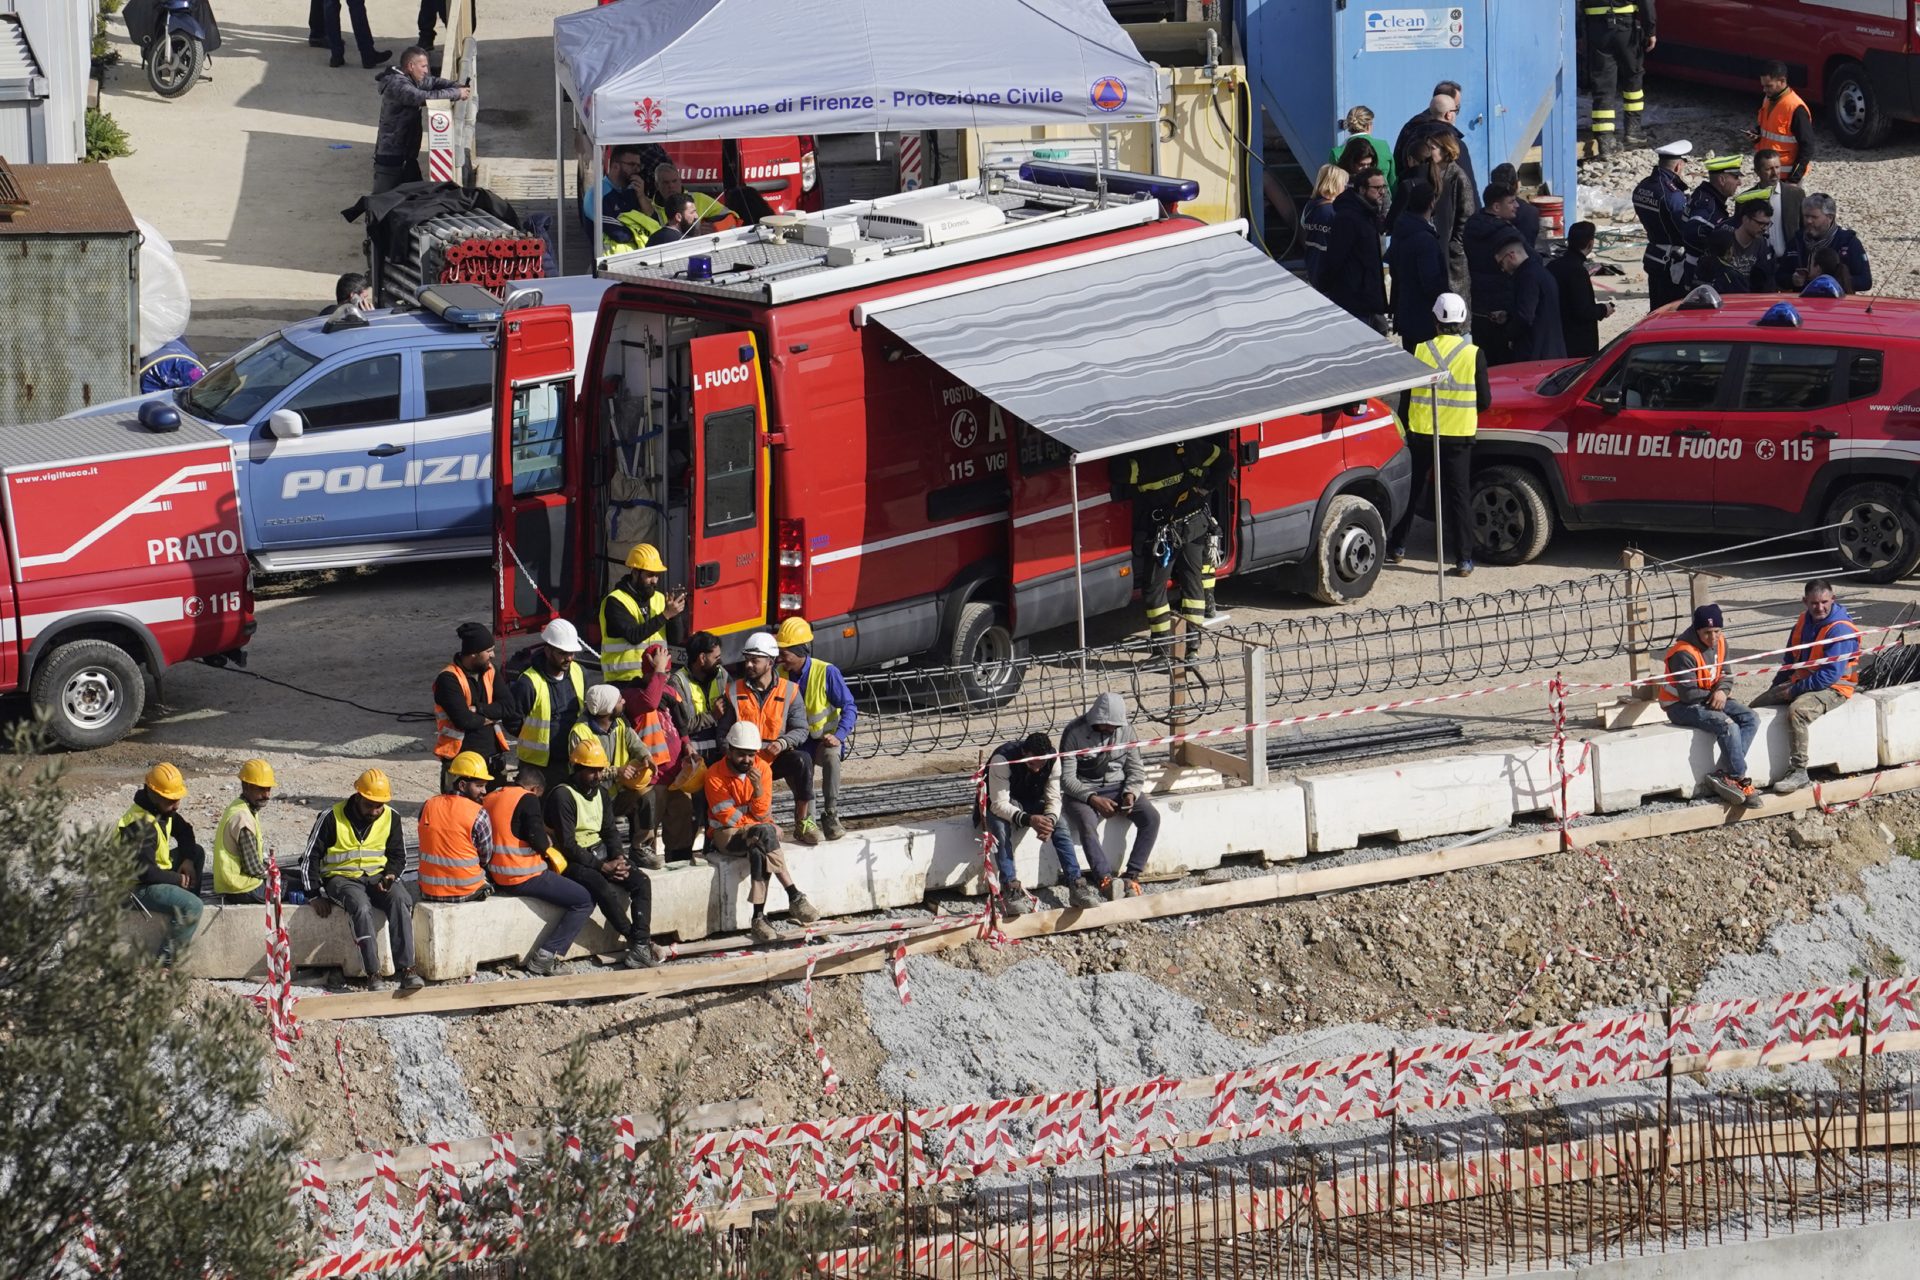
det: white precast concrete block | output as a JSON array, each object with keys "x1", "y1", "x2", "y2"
[
  {"x1": 124, "y1": 901, "x2": 395, "y2": 979},
  {"x1": 414, "y1": 896, "x2": 630, "y2": 980},
  {"x1": 1870, "y1": 684, "x2": 1920, "y2": 766},
  {"x1": 1798, "y1": 692, "x2": 1883, "y2": 774},
  {"x1": 1589, "y1": 721, "x2": 1716, "y2": 813},
  {"x1": 717, "y1": 828, "x2": 936, "y2": 928},
  {"x1": 1302, "y1": 755, "x2": 1514, "y2": 851},
  {"x1": 1500, "y1": 741, "x2": 1598, "y2": 820}
]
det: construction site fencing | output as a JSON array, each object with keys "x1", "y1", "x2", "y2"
[{"x1": 838, "y1": 565, "x2": 1694, "y2": 762}]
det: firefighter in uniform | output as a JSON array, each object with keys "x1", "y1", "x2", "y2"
[
  {"x1": 599, "y1": 543, "x2": 685, "y2": 722},
  {"x1": 1633, "y1": 140, "x2": 1692, "y2": 308},
  {"x1": 1387, "y1": 293, "x2": 1488, "y2": 577},
  {"x1": 1584, "y1": 0, "x2": 1655, "y2": 155},
  {"x1": 1681, "y1": 154, "x2": 1743, "y2": 283},
  {"x1": 1116, "y1": 436, "x2": 1233, "y2": 641}
]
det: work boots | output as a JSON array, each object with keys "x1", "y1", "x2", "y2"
[
  {"x1": 1067, "y1": 880, "x2": 1105, "y2": 910},
  {"x1": 820, "y1": 811, "x2": 846, "y2": 841},
  {"x1": 795, "y1": 816, "x2": 823, "y2": 846},
  {"x1": 788, "y1": 893, "x2": 822, "y2": 925},
  {"x1": 999, "y1": 882, "x2": 1030, "y2": 919},
  {"x1": 1773, "y1": 768, "x2": 1812, "y2": 795},
  {"x1": 524, "y1": 949, "x2": 560, "y2": 977},
  {"x1": 750, "y1": 915, "x2": 781, "y2": 944},
  {"x1": 633, "y1": 833, "x2": 665, "y2": 871},
  {"x1": 622, "y1": 941, "x2": 661, "y2": 970}
]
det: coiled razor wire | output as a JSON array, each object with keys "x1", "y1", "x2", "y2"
[{"x1": 837, "y1": 567, "x2": 1694, "y2": 761}]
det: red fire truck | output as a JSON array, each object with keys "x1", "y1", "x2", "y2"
[
  {"x1": 662, "y1": 137, "x2": 820, "y2": 215},
  {"x1": 491, "y1": 173, "x2": 1423, "y2": 699},
  {"x1": 0, "y1": 403, "x2": 253, "y2": 747}
]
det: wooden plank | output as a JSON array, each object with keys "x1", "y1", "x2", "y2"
[
  {"x1": 291, "y1": 764, "x2": 1920, "y2": 1023},
  {"x1": 1179, "y1": 740, "x2": 1250, "y2": 782},
  {"x1": 313, "y1": 1097, "x2": 763, "y2": 1183}
]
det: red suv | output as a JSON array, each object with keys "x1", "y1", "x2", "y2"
[{"x1": 1470, "y1": 292, "x2": 1920, "y2": 582}]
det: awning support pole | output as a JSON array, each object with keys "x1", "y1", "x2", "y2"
[
  {"x1": 554, "y1": 80, "x2": 566, "y2": 268},
  {"x1": 588, "y1": 140, "x2": 604, "y2": 267},
  {"x1": 1430, "y1": 381, "x2": 1446, "y2": 614},
  {"x1": 1070, "y1": 457, "x2": 1088, "y2": 674}
]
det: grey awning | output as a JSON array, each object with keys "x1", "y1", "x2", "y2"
[{"x1": 861, "y1": 224, "x2": 1433, "y2": 462}]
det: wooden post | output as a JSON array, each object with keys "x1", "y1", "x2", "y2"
[
  {"x1": 1245, "y1": 645, "x2": 1269, "y2": 788},
  {"x1": 1622, "y1": 545, "x2": 1655, "y2": 700}
]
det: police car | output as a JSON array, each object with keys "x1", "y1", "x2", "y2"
[
  {"x1": 1470, "y1": 287, "x2": 1920, "y2": 583},
  {"x1": 81, "y1": 278, "x2": 607, "y2": 573}
]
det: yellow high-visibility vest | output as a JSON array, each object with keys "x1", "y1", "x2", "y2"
[{"x1": 1407, "y1": 336, "x2": 1480, "y2": 439}]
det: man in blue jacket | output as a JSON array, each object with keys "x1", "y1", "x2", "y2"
[
  {"x1": 776, "y1": 617, "x2": 858, "y2": 842},
  {"x1": 1319, "y1": 169, "x2": 1391, "y2": 333},
  {"x1": 1751, "y1": 579, "x2": 1860, "y2": 794},
  {"x1": 1784, "y1": 193, "x2": 1872, "y2": 293},
  {"x1": 1386, "y1": 181, "x2": 1448, "y2": 352}
]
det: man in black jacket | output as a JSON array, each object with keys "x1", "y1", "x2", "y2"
[
  {"x1": 1393, "y1": 82, "x2": 1477, "y2": 190},
  {"x1": 546, "y1": 738, "x2": 659, "y2": 971},
  {"x1": 1500, "y1": 237, "x2": 1567, "y2": 364},
  {"x1": 305, "y1": 770, "x2": 423, "y2": 993},
  {"x1": 1319, "y1": 169, "x2": 1391, "y2": 332},
  {"x1": 372, "y1": 47, "x2": 470, "y2": 193},
  {"x1": 1463, "y1": 182, "x2": 1521, "y2": 364},
  {"x1": 433, "y1": 622, "x2": 509, "y2": 792},
  {"x1": 1385, "y1": 181, "x2": 1448, "y2": 351},
  {"x1": 1547, "y1": 222, "x2": 1614, "y2": 358}
]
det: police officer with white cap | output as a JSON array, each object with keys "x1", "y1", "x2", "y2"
[
  {"x1": 1633, "y1": 140, "x2": 1693, "y2": 308},
  {"x1": 504, "y1": 618, "x2": 589, "y2": 792}
]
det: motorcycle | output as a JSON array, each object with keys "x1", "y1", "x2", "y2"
[{"x1": 121, "y1": 0, "x2": 222, "y2": 100}]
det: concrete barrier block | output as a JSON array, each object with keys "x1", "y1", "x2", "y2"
[
  {"x1": 1500, "y1": 741, "x2": 1598, "y2": 820},
  {"x1": 1870, "y1": 685, "x2": 1920, "y2": 766},
  {"x1": 413, "y1": 896, "x2": 629, "y2": 980},
  {"x1": 1302, "y1": 755, "x2": 1514, "y2": 851},
  {"x1": 1589, "y1": 721, "x2": 1717, "y2": 812},
  {"x1": 738, "y1": 828, "x2": 937, "y2": 926},
  {"x1": 1801, "y1": 692, "x2": 1884, "y2": 775}
]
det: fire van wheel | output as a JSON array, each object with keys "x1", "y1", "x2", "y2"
[
  {"x1": 1469, "y1": 466, "x2": 1555, "y2": 566},
  {"x1": 1303, "y1": 494, "x2": 1386, "y2": 605},
  {"x1": 1825, "y1": 482, "x2": 1920, "y2": 584},
  {"x1": 1828, "y1": 62, "x2": 1892, "y2": 150},
  {"x1": 948, "y1": 602, "x2": 1028, "y2": 708},
  {"x1": 30, "y1": 640, "x2": 147, "y2": 750}
]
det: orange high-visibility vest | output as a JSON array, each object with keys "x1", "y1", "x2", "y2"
[
  {"x1": 704, "y1": 755, "x2": 771, "y2": 838},
  {"x1": 1784, "y1": 615, "x2": 1858, "y2": 697},
  {"x1": 1757, "y1": 88, "x2": 1809, "y2": 172},
  {"x1": 481, "y1": 787, "x2": 547, "y2": 886},
  {"x1": 417, "y1": 793, "x2": 488, "y2": 899},
  {"x1": 1658, "y1": 633, "x2": 1727, "y2": 704},
  {"x1": 639, "y1": 708, "x2": 673, "y2": 768},
  {"x1": 434, "y1": 664, "x2": 509, "y2": 760},
  {"x1": 729, "y1": 676, "x2": 798, "y2": 746}
]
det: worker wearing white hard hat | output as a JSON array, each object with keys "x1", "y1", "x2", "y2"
[
  {"x1": 705, "y1": 718, "x2": 820, "y2": 943},
  {"x1": 726, "y1": 630, "x2": 817, "y2": 848},
  {"x1": 505, "y1": 616, "x2": 589, "y2": 791},
  {"x1": 1387, "y1": 290, "x2": 1489, "y2": 578}
]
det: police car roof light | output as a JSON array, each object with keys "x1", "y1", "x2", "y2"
[
  {"x1": 321, "y1": 303, "x2": 371, "y2": 335},
  {"x1": 1800, "y1": 274, "x2": 1845, "y2": 300},
  {"x1": 1017, "y1": 161, "x2": 1201, "y2": 205},
  {"x1": 137, "y1": 400, "x2": 181, "y2": 433},
  {"x1": 1676, "y1": 285, "x2": 1723, "y2": 311},
  {"x1": 416, "y1": 283, "x2": 504, "y2": 328},
  {"x1": 1757, "y1": 301, "x2": 1802, "y2": 328}
]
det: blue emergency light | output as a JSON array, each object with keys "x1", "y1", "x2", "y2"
[
  {"x1": 686, "y1": 255, "x2": 714, "y2": 281},
  {"x1": 1757, "y1": 302, "x2": 1802, "y2": 328},
  {"x1": 1799, "y1": 275, "x2": 1844, "y2": 299},
  {"x1": 1017, "y1": 161, "x2": 1200, "y2": 205}
]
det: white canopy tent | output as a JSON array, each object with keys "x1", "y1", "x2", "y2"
[{"x1": 551, "y1": 0, "x2": 1160, "y2": 257}]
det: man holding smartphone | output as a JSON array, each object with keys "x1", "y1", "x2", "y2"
[
  {"x1": 599, "y1": 544, "x2": 688, "y2": 721},
  {"x1": 1058, "y1": 693, "x2": 1162, "y2": 900}
]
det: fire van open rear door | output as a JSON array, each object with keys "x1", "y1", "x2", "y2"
[
  {"x1": 494, "y1": 305, "x2": 586, "y2": 636},
  {"x1": 685, "y1": 333, "x2": 769, "y2": 638}
]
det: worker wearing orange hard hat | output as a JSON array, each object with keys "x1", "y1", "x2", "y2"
[
  {"x1": 774, "y1": 616, "x2": 858, "y2": 843},
  {"x1": 214, "y1": 759, "x2": 281, "y2": 904},
  {"x1": 120, "y1": 762, "x2": 206, "y2": 965},
  {"x1": 305, "y1": 768, "x2": 424, "y2": 993}
]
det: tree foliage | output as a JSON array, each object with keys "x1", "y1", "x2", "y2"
[{"x1": 0, "y1": 735, "x2": 303, "y2": 1279}]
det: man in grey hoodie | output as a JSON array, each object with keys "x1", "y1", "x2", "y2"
[{"x1": 1058, "y1": 693, "x2": 1161, "y2": 897}]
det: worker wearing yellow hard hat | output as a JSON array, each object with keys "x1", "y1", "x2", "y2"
[
  {"x1": 120, "y1": 762, "x2": 206, "y2": 965},
  {"x1": 541, "y1": 731, "x2": 661, "y2": 971},
  {"x1": 775, "y1": 616, "x2": 858, "y2": 843},
  {"x1": 214, "y1": 759, "x2": 280, "y2": 904},
  {"x1": 417, "y1": 752, "x2": 495, "y2": 904},
  {"x1": 574, "y1": 683, "x2": 662, "y2": 866},
  {"x1": 308, "y1": 766, "x2": 424, "y2": 993},
  {"x1": 599, "y1": 541, "x2": 688, "y2": 716}
]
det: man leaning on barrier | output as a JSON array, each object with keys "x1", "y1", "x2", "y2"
[
  {"x1": 1751, "y1": 579, "x2": 1860, "y2": 795},
  {"x1": 1659, "y1": 604, "x2": 1762, "y2": 809}
]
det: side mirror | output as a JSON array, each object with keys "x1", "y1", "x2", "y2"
[
  {"x1": 267, "y1": 409, "x2": 305, "y2": 439},
  {"x1": 1595, "y1": 388, "x2": 1624, "y2": 416}
]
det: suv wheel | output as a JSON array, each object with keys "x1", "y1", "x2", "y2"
[
  {"x1": 947, "y1": 601, "x2": 1028, "y2": 707},
  {"x1": 1470, "y1": 465, "x2": 1555, "y2": 565},
  {"x1": 1825, "y1": 482, "x2": 1920, "y2": 583},
  {"x1": 30, "y1": 639, "x2": 147, "y2": 750},
  {"x1": 1301, "y1": 494, "x2": 1386, "y2": 605},
  {"x1": 1829, "y1": 62, "x2": 1892, "y2": 149}
]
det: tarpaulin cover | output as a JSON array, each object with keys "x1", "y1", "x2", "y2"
[
  {"x1": 555, "y1": 0, "x2": 1159, "y2": 145},
  {"x1": 868, "y1": 229, "x2": 1433, "y2": 461}
]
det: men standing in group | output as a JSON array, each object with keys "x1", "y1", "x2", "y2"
[
  {"x1": 417, "y1": 752, "x2": 494, "y2": 904},
  {"x1": 1699, "y1": 195, "x2": 1778, "y2": 294},
  {"x1": 1634, "y1": 141, "x2": 1692, "y2": 308},
  {"x1": 705, "y1": 723, "x2": 820, "y2": 943},
  {"x1": 600, "y1": 544, "x2": 686, "y2": 722},
  {"x1": 1753, "y1": 580, "x2": 1860, "y2": 795},
  {"x1": 120, "y1": 763, "x2": 204, "y2": 966},
  {"x1": 729, "y1": 632, "x2": 816, "y2": 841},
  {"x1": 433, "y1": 622, "x2": 508, "y2": 793},
  {"x1": 1387, "y1": 293, "x2": 1487, "y2": 577},
  {"x1": 1385, "y1": 180, "x2": 1449, "y2": 354},
  {"x1": 1659, "y1": 604, "x2": 1762, "y2": 809},
  {"x1": 547, "y1": 738, "x2": 660, "y2": 970},
  {"x1": 1500, "y1": 236, "x2": 1567, "y2": 364},
  {"x1": 1059, "y1": 694, "x2": 1162, "y2": 900},
  {"x1": 1750, "y1": 61, "x2": 1813, "y2": 184},
  {"x1": 1116, "y1": 435, "x2": 1233, "y2": 642},
  {"x1": 1548, "y1": 222, "x2": 1615, "y2": 359},
  {"x1": 1747, "y1": 149, "x2": 1802, "y2": 259},
  {"x1": 981, "y1": 732, "x2": 1103, "y2": 916},
  {"x1": 371, "y1": 47, "x2": 467, "y2": 190},
  {"x1": 664, "y1": 631, "x2": 729, "y2": 861},
  {"x1": 1394, "y1": 85, "x2": 1475, "y2": 190},
  {"x1": 482, "y1": 769, "x2": 596, "y2": 976},
  {"x1": 305, "y1": 770, "x2": 424, "y2": 993},
  {"x1": 1583, "y1": 0, "x2": 1655, "y2": 154},
  {"x1": 1318, "y1": 165, "x2": 1391, "y2": 334},
  {"x1": 1681, "y1": 155, "x2": 1743, "y2": 284},
  {"x1": 1464, "y1": 181, "x2": 1522, "y2": 365},
  {"x1": 213, "y1": 760, "x2": 280, "y2": 905},
  {"x1": 506, "y1": 619, "x2": 588, "y2": 792},
  {"x1": 775, "y1": 618, "x2": 857, "y2": 843}
]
